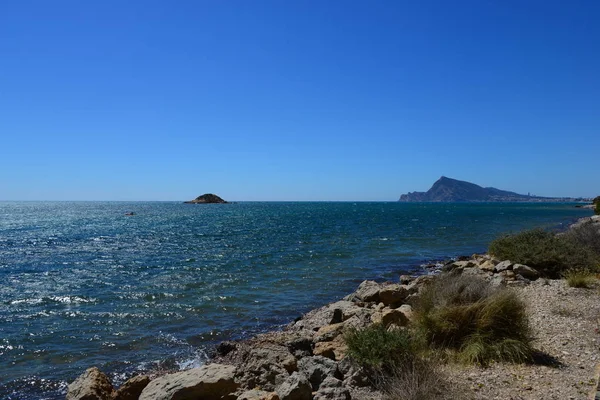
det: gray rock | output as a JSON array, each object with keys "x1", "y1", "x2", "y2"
[
  {"x1": 237, "y1": 389, "x2": 280, "y2": 400},
  {"x1": 490, "y1": 275, "x2": 505, "y2": 288},
  {"x1": 287, "y1": 336, "x2": 313, "y2": 358},
  {"x1": 114, "y1": 375, "x2": 150, "y2": 400},
  {"x1": 495, "y1": 260, "x2": 513, "y2": 272},
  {"x1": 513, "y1": 264, "x2": 540, "y2": 280},
  {"x1": 66, "y1": 367, "x2": 114, "y2": 400},
  {"x1": 297, "y1": 356, "x2": 340, "y2": 390},
  {"x1": 462, "y1": 267, "x2": 485, "y2": 276},
  {"x1": 276, "y1": 372, "x2": 311, "y2": 400},
  {"x1": 236, "y1": 344, "x2": 295, "y2": 391},
  {"x1": 313, "y1": 377, "x2": 351, "y2": 400},
  {"x1": 354, "y1": 281, "x2": 380, "y2": 303},
  {"x1": 138, "y1": 364, "x2": 238, "y2": 400}
]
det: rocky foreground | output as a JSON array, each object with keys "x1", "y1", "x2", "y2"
[{"x1": 66, "y1": 215, "x2": 600, "y2": 400}]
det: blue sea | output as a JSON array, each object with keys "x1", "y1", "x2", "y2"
[{"x1": 0, "y1": 201, "x2": 592, "y2": 399}]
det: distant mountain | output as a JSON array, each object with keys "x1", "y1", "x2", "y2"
[{"x1": 398, "y1": 177, "x2": 573, "y2": 202}]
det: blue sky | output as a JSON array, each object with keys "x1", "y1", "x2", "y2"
[{"x1": 1, "y1": 0, "x2": 598, "y2": 201}]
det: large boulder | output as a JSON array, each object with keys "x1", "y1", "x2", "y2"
[
  {"x1": 297, "y1": 356, "x2": 340, "y2": 391},
  {"x1": 353, "y1": 281, "x2": 380, "y2": 303},
  {"x1": 378, "y1": 284, "x2": 409, "y2": 306},
  {"x1": 276, "y1": 372, "x2": 312, "y2": 400},
  {"x1": 494, "y1": 260, "x2": 513, "y2": 272},
  {"x1": 236, "y1": 344, "x2": 296, "y2": 391},
  {"x1": 114, "y1": 375, "x2": 150, "y2": 400},
  {"x1": 66, "y1": 367, "x2": 114, "y2": 400},
  {"x1": 371, "y1": 308, "x2": 409, "y2": 327},
  {"x1": 478, "y1": 260, "x2": 496, "y2": 272},
  {"x1": 313, "y1": 337, "x2": 348, "y2": 361},
  {"x1": 512, "y1": 264, "x2": 540, "y2": 280},
  {"x1": 292, "y1": 301, "x2": 367, "y2": 332},
  {"x1": 138, "y1": 364, "x2": 238, "y2": 400}
]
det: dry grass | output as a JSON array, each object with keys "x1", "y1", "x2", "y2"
[
  {"x1": 380, "y1": 357, "x2": 460, "y2": 400},
  {"x1": 414, "y1": 274, "x2": 533, "y2": 365},
  {"x1": 564, "y1": 269, "x2": 597, "y2": 288}
]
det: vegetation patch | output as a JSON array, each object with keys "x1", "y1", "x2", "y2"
[
  {"x1": 563, "y1": 269, "x2": 597, "y2": 288},
  {"x1": 344, "y1": 325, "x2": 454, "y2": 400},
  {"x1": 488, "y1": 228, "x2": 599, "y2": 278},
  {"x1": 344, "y1": 324, "x2": 414, "y2": 369},
  {"x1": 414, "y1": 274, "x2": 533, "y2": 365}
]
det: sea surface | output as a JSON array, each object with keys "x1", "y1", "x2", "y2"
[{"x1": 0, "y1": 201, "x2": 592, "y2": 399}]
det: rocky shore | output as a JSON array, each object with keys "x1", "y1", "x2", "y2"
[{"x1": 66, "y1": 215, "x2": 600, "y2": 400}]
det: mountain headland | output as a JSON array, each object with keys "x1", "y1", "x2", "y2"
[{"x1": 399, "y1": 176, "x2": 586, "y2": 202}]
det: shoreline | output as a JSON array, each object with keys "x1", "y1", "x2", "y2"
[{"x1": 66, "y1": 212, "x2": 600, "y2": 400}]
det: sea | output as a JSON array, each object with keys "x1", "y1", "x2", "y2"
[{"x1": 0, "y1": 201, "x2": 592, "y2": 399}]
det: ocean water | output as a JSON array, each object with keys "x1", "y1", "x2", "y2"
[{"x1": 0, "y1": 201, "x2": 592, "y2": 399}]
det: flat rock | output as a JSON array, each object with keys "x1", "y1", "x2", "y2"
[
  {"x1": 66, "y1": 367, "x2": 114, "y2": 400},
  {"x1": 138, "y1": 364, "x2": 238, "y2": 400}
]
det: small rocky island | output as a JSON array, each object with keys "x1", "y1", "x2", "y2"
[{"x1": 184, "y1": 194, "x2": 228, "y2": 204}]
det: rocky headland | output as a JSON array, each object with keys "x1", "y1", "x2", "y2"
[
  {"x1": 65, "y1": 215, "x2": 600, "y2": 400},
  {"x1": 184, "y1": 194, "x2": 229, "y2": 204},
  {"x1": 399, "y1": 176, "x2": 589, "y2": 203}
]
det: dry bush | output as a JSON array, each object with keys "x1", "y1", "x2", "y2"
[{"x1": 414, "y1": 274, "x2": 533, "y2": 365}]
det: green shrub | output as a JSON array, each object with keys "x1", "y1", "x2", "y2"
[
  {"x1": 414, "y1": 274, "x2": 533, "y2": 365},
  {"x1": 344, "y1": 324, "x2": 414, "y2": 369},
  {"x1": 564, "y1": 269, "x2": 597, "y2": 288},
  {"x1": 594, "y1": 196, "x2": 600, "y2": 215},
  {"x1": 488, "y1": 228, "x2": 598, "y2": 278}
]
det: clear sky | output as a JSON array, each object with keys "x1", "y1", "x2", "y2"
[{"x1": 1, "y1": 0, "x2": 598, "y2": 201}]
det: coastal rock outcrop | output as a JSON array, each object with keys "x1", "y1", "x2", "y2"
[
  {"x1": 66, "y1": 367, "x2": 114, "y2": 400},
  {"x1": 184, "y1": 193, "x2": 228, "y2": 204},
  {"x1": 138, "y1": 364, "x2": 238, "y2": 400},
  {"x1": 66, "y1": 251, "x2": 561, "y2": 400}
]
